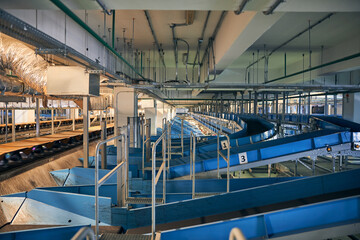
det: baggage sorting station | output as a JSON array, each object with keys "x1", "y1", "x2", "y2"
[{"x1": 0, "y1": 1, "x2": 360, "y2": 239}]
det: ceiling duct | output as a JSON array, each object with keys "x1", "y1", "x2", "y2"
[{"x1": 0, "y1": 34, "x2": 48, "y2": 94}]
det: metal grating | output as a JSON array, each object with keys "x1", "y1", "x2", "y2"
[
  {"x1": 126, "y1": 197, "x2": 163, "y2": 204},
  {"x1": 100, "y1": 233, "x2": 151, "y2": 240}
]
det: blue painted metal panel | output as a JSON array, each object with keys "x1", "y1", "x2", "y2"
[
  {"x1": 112, "y1": 169, "x2": 360, "y2": 229},
  {"x1": 0, "y1": 225, "x2": 89, "y2": 240},
  {"x1": 160, "y1": 196, "x2": 360, "y2": 240},
  {"x1": 26, "y1": 189, "x2": 111, "y2": 222},
  {"x1": 50, "y1": 167, "x2": 117, "y2": 186}
]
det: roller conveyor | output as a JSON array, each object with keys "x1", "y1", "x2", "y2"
[{"x1": 0, "y1": 123, "x2": 114, "y2": 170}]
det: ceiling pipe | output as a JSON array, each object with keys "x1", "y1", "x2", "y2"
[
  {"x1": 170, "y1": 11, "x2": 196, "y2": 81},
  {"x1": 144, "y1": 11, "x2": 166, "y2": 68},
  {"x1": 95, "y1": 0, "x2": 112, "y2": 15},
  {"x1": 244, "y1": 13, "x2": 334, "y2": 81},
  {"x1": 49, "y1": 0, "x2": 146, "y2": 81},
  {"x1": 265, "y1": 52, "x2": 360, "y2": 84},
  {"x1": 263, "y1": 0, "x2": 284, "y2": 15},
  {"x1": 234, "y1": 0, "x2": 250, "y2": 15},
  {"x1": 200, "y1": 11, "x2": 227, "y2": 73},
  {"x1": 192, "y1": 11, "x2": 211, "y2": 82}
]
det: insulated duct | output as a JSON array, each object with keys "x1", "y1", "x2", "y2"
[{"x1": 0, "y1": 34, "x2": 48, "y2": 94}]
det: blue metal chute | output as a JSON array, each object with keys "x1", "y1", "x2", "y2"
[
  {"x1": 168, "y1": 129, "x2": 351, "y2": 178},
  {"x1": 160, "y1": 195, "x2": 360, "y2": 240},
  {"x1": 111, "y1": 168, "x2": 360, "y2": 229},
  {"x1": 0, "y1": 225, "x2": 90, "y2": 240}
]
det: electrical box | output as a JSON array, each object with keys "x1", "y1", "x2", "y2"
[{"x1": 46, "y1": 66, "x2": 100, "y2": 96}]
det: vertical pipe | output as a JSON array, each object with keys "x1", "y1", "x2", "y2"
[
  {"x1": 254, "y1": 92, "x2": 257, "y2": 114},
  {"x1": 241, "y1": 92, "x2": 244, "y2": 114},
  {"x1": 51, "y1": 108, "x2": 54, "y2": 134},
  {"x1": 163, "y1": 132, "x2": 166, "y2": 203},
  {"x1": 134, "y1": 93, "x2": 139, "y2": 147},
  {"x1": 151, "y1": 138, "x2": 156, "y2": 239},
  {"x1": 308, "y1": 20, "x2": 312, "y2": 82},
  {"x1": 298, "y1": 94, "x2": 302, "y2": 115},
  {"x1": 181, "y1": 119, "x2": 184, "y2": 156},
  {"x1": 284, "y1": 52, "x2": 287, "y2": 76},
  {"x1": 262, "y1": 93, "x2": 265, "y2": 115},
  {"x1": 265, "y1": 93, "x2": 268, "y2": 116},
  {"x1": 112, "y1": 10, "x2": 115, "y2": 48},
  {"x1": 324, "y1": 94, "x2": 328, "y2": 115},
  {"x1": 101, "y1": 121, "x2": 107, "y2": 169},
  {"x1": 275, "y1": 94, "x2": 279, "y2": 120},
  {"x1": 4, "y1": 104, "x2": 8, "y2": 143},
  {"x1": 146, "y1": 119, "x2": 151, "y2": 162},
  {"x1": 35, "y1": 98, "x2": 40, "y2": 137},
  {"x1": 83, "y1": 96, "x2": 89, "y2": 168},
  {"x1": 140, "y1": 51, "x2": 143, "y2": 75},
  {"x1": 334, "y1": 94, "x2": 337, "y2": 116},
  {"x1": 11, "y1": 109, "x2": 15, "y2": 142},
  {"x1": 72, "y1": 108, "x2": 76, "y2": 131},
  {"x1": 308, "y1": 92, "x2": 311, "y2": 115},
  {"x1": 282, "y1": 92, "x2": 286, "y2": 122},
  {"x1": 217, "y1": 131, "x2": 220, "y2": 179}
]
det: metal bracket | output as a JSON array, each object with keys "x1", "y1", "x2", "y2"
[
  {"x1": 35, "y1": 48, "x2": 67, "y2": 55},
  {"x1": 86, "y1": 69, "x2": 105, "y2": 74}
]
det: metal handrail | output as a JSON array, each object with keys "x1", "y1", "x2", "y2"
[
  {"x1": 189, "y1": 131, "x2": 196, "y2": 199},
  {"x1": 217, "y1": 128, "x2": 230, "y2": 193},
  {"x1": 95, "y1": 133, "x2": 127, "y2": 240},
  {"x1": 142, "y1": 120, "x2": 151, "y2": 176},
  {"x1": 71, "y1": 227, "x2": 95, "y2": 240},
  {"x1": 229, "y1": 227, "x2": 246, "y2": 240},
  {"x1": 152, "y1": 129, "x2": 168, "y2": 240},
  {"x1": 181, "y1": 119, "x2": 184, "y2": 156}
]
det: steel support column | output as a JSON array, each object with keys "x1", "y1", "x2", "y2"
[
  {"x1": 51, "y1": 108, "x2": 55, "y2": 134},
  {"x1": 35, "y1": 98, "x2": 40, "y2": 137},
  {"x1": 83, "y1": 96, "x2": 90, "y2": 168},
  {"x1": 11, "y1": 109, "x2": 15, "y2": 142}
]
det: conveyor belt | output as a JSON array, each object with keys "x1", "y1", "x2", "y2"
[
  {"x1": 0, "y1": 124, "x2": 114, "y2": 168},
  {"x1": 168, "y1": 113, "x2": 360, "y2": 179},
  {"x1": 0, "y1": 117, "x2": 98, "y2": 133}
]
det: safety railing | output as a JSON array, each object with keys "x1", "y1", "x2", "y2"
[
  {"x1": 189, "y1": 131, "x2": 196, "y2": 198},
  {"x1": 151, "y1": 128, "x2": 168, "y2": 240},
  {"x1": 71, "y1": 227, "x2": 95, "y2": 240},
  {"x1": 95, "y1": 132, "x2": 127, "y2": 240},
  {"x1": 217, "y1": 128, "x2": 230, "y2": 193},
  {"x1": 142, "y1": 120, "x2": 151, "y2": 177},
  {"x1": 229, "y1": 228, "x2": 246, "y2": 240},
  {"x1": 166, "y1": 119, "x2": 182, "y2": 159}
]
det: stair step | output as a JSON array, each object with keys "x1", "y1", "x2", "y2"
[
  {"x1": 171, "y1": 146, "x2": 182, "y2": 149},
  {"x1": 126, "y1": 197, "x2": 163, "y2": 204},
  {"x1": 143, "y1": 167, "x2": 160, "y2": 171},
  {"x1": 194, "y1": 192, "x2": 223, "y2": 198},
  {"x1": 100, "y1": 233, "x2": 151, "y2": 240}
]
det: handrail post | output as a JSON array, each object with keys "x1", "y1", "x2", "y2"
[
  {"x1": 167, "y1": 122, "x2": 171, "y2": 170},
  {"x1": 225, "y1": 134, "x2": 230, "y2": 193},
  {"x1": 95, "y1": 133, "x2": 126, "y2": 240},
  {"x1": 217, "y1": 132, "x2": 220, "y2": 179},
  {"x1": 142, "y1": 120, "x2": 145, "y2": 177},
  {"x1": 151, "y1": 130, "x2": 167, "y2": 240},
  {"x1": 162, "y1": 125, "x2": 167, "y2": 203},
  {"x1": 190, "y1": 132, "x2": 196, "y2": 199},
  {"x1": 181, "y1": 119, "x2": 184, "y2": 157}
]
